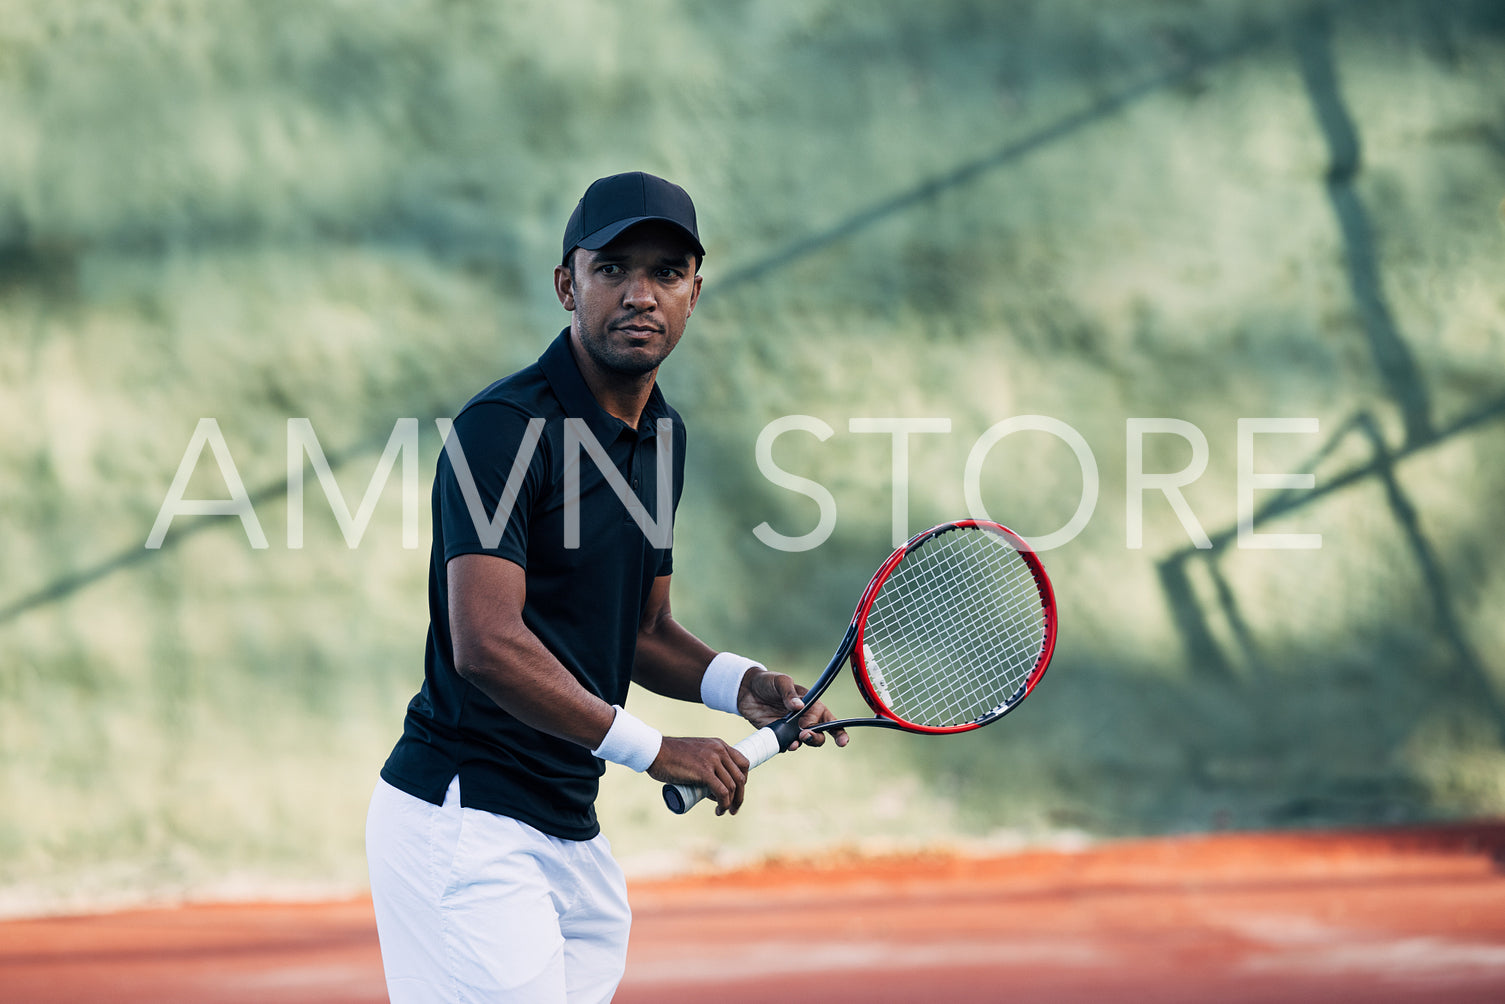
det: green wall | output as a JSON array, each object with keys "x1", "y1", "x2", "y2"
[{"x1": 2, "y1": 0, "x2": 1504, "y2": 912}]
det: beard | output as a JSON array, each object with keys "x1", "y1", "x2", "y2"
[{"x1": 576, "y1": 316, "x2": 681, "y2": 378}]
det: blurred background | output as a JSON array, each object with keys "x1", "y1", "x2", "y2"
[{"x1": 2, "y1": 0, "x2": 1503, "y2": 916}]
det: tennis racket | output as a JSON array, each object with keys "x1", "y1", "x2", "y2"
[{"x1": 664, "y1": 518, "x2": 1057, "y2": 813}]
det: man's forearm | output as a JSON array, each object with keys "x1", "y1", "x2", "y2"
[
  {"x1": 455, "y1": 622, "x2": 616, "y2": 750},
  {"x1": 632, "y1": 610, "x2": 718, "y2": 703}
]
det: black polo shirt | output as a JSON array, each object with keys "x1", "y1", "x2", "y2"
[{"x1": 380, "y1": 330, "x2": 687, "y2": 840}]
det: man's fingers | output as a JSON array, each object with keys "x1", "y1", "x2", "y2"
[
  {"x1": 716, "y1": 773, "x2": 743, "y2": 815},
  {"x1": 716, "y1": 741, "x2": 749, "y2": 815},
  {"x1": 711, "y1": 761, "x2": 736, "y2": 814},
  {"x1": 788, "y1": 696, "x2": 843, "y2": 749},
  {"x1": 798, "y1": 702, "x2": 828, "y2": 731},
  {"x1": 775, "y1": 674, "x2": 804, "y2": 711},
  {"x1": 728, "y1": 768, "x2": 746, "y2": 815}
]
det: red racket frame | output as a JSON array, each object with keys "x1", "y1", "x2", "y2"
[
  {"x1": 813, "y1": 519, "x2": 1058, "y2": 737},
  {"x1": 848, "y1": 523, "x2": 1059, "y2": 734},
  {"x1": 663, "y1": 519, "x2": 1058, "y2": 813}
]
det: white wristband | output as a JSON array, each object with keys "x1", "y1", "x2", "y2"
[
  {"x1": 592, "y1": 706, "x2": 663, "y2": 772},
  {"x1": 702, "y1": 652, "x2": 762, "y2": 715}
]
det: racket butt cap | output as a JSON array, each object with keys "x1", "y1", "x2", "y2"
[{"x1": 663, "y1": 784, "x2": 691, "y2": 814}]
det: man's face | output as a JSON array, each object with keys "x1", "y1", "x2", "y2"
[{"x1": 555, "y1": 222, "x2": 702, "y2": 379}]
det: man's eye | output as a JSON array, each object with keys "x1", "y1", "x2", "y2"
[{"x1": 600, "y1": 264, "x2": 624, "y2": 275}]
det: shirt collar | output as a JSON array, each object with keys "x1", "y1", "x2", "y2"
[{"x1": 538, "y1": 329, "x2": 670, "y2": 443}]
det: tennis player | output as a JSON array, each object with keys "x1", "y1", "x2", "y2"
[{"x1": 366, "y1": 172, "x2": 846, "y2": 1003}]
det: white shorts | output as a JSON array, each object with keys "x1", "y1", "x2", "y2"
[{"x1": 365, "y1": 776, "x2": 631, "y2": 1004}]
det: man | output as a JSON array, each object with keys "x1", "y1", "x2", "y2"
[{"x1": 366, "y1": 172, "x2": 846, "y2": 1003}]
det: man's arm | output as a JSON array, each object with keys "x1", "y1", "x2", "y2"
[
  {"x1": 633, "y1": 575, "x2": 850, "y2": 751},
  {"x1": 447, "y1": 553, "x2": 753, "y2": 814}
]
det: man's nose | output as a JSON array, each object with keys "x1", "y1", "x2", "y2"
[{"x1": 622, "y1": 274, "x2": 657, "y2": 311}]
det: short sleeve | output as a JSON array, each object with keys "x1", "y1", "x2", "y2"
[{"x1": 437, "y1": 402, "x2": 549, "y2": 568}]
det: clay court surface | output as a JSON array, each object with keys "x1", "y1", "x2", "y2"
[{"x1": 3, "y1": 823, "x2": 1504, "y2": 1003}]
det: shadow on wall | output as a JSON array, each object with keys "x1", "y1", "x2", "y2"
[{"x1": 1, "y1": 0, "x2": 1502, "y2": 848}]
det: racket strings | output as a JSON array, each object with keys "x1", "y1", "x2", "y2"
[
  {"x1": 862, "y1": 526, "x2": 1048, "y2": 728},
  {"x1": 870, "y1": 541, "x2": 1042, "y2": 725},
  {"x1": 887, "y1": 565, "x2": 1038, "y2": 724}
]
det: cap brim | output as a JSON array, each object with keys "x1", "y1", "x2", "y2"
[{"x1": 576, "y1": 216, "x2": 706, "y2": 259}]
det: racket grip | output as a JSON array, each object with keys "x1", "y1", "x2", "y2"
[{"x1": 662, "y1": 721, "x2": 797, "y2": 814}]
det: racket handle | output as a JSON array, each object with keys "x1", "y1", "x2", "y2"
[{"x1": 662, "y1": 720, "x2": 800, "y2": 814}]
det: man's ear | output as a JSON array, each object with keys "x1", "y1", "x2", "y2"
[{"x1": 553, "y1": 263, "x2": 576, "y2": 311}]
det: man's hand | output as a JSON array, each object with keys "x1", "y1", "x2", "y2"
[
  {"x1": 737, "y1": 670, "x2": 850, "y2": 752},
  {"x1": 648, "y1": 737, "x2": 750, "y2": 816}
]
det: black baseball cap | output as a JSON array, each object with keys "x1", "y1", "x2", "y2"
[{"x1": 561, "y1": 172, "x2": 705, "y2": 266}]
